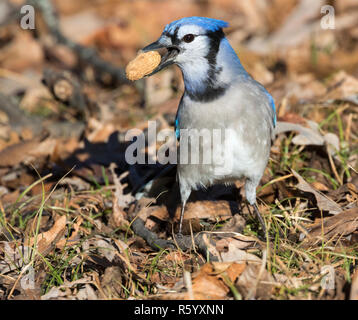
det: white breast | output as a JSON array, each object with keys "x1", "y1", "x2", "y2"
[{"x1": 177, "y1": 82, "x2": 272, "y2": 190}]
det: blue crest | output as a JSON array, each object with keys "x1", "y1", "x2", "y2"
[{"x1": 164, "y1": 17, "x2": 229, "y2": 34}]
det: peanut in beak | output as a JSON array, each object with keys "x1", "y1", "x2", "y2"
[{"x1": 125, "y1": 51, "x2": 161, "y2": 81}]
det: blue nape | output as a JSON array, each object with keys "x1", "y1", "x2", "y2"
[{"x1": 164, "y1": 17, "x2": 229, "y2": 34}]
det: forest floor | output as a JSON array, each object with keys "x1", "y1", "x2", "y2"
[{"x1": 0, "y1": 0, "x2": 357, "y2": 300}]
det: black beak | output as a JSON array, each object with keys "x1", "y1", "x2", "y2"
[{"x1": 141, "y1": 40, "x2": 179, "y2": 76}]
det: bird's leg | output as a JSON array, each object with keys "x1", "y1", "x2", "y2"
[
  {"x1": 178, "y1": 184, "x2": 190, "y2": 237},
  {"x1": 252, "y1": 203, "x2": 267, "y2": 236},
  {"x1": 245, "y1": 179, "x2": 267, "y2": 238},
  {"x1": 178, "y1": 200, "x2": 186, "y2": 236}
]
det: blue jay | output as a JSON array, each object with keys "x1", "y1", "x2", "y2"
[{"x1": 141, "y1": 17, "x2": 276, "y2": 236}]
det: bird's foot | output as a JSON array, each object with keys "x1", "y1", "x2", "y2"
[{"x1": 175, "y1": 232, "x2": 184, "y2": 240}]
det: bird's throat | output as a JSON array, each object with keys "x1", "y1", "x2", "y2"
[{"x1": 180, "y1": 56, "x2": 228, "y2": 102}]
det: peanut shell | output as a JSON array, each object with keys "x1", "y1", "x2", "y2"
[{"x1": 126, "y1": 51, "x2": 161, "y2": 81}]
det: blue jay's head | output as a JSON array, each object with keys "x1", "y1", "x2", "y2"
[
  {"x1": 142, "y1": 17, "x2": 228, "y2": 74},
  {"x1": 142, "y1": 17, "x2": 246, "y2": 101}
]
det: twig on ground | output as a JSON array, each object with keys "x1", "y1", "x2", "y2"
[{"x1": 130, "y1": 216, "x2": 222, "y2": 261}]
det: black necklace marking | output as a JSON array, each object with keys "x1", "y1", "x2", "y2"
[
  {"x1": 186, "y1": 29, "x2": 228, "y2": 102},
  {"x1": 185, "y1": 85, "x2": 228, "y2": 102}
]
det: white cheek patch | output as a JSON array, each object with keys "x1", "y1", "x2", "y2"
[
  {"x1": 175, "y1": 35, "x2": 210, "y2": 90},
  {"x1": 176, "y1": 37, "x2": 209, "y2": 63},
  {"x1": 184, "y1": 36, "x2": 208, "y2": 51},
  {"x1": 177, "y1": 25, "x2": 205, "y2": 39}
]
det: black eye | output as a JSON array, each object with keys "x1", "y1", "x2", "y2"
[{"x1": 183, "y1": 34, "x2": 195, "y2": 43}]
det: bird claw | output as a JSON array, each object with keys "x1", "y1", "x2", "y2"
[{"x1": 175, "y1": 232, "x2": 184, "y2": 240}]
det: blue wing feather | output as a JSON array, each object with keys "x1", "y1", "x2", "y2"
[
  {"x1": 175, "y1": 117, "x2": 180, "y2": 140},
  {"x1": 266, "y1": 92, "x2": 276, "y2": 127}
]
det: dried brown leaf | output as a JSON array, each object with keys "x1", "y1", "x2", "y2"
[
  {"x1": 56, "y1": 217, "x2": 83, "y2": 250},
  {"x1": 275, "y1": 121, "x2": 324, "y2": 146},
  {"x1": 190, "y1": 263, "x2": 229, "y2": 300},
  {"x1": 27, "y1": 215, "x2": 67, "y2": 255},
  {"x1": 325, "y1": 71, "x2": 358, "y2": 105},
  {"x1": 175, "y1": 201, "x2": 235, "y2": 221},
  {"x1": 100, "y1": 266, "x2": 123, "y2": 299},
  {"x1": 211, "y1": 261, "x2": 246, "y2": 283},
  {"x1": 0, "y1": 32, "x2": 43, "y2": 71},
  {"x1": 0, "y1": 138, "x2": 56, "y2": 167},
  {"x1": 216, "y1": 234, "x2": 258, "y2": 252},
  {"x1": 304, "y1": 207, "x2": 358, "y2": 244},
  {"x1": 77, "y1": 284, "x2": 98, "y2": 300},
  {"x1": 292, "y1": 170, "x2": 342, "y2": 214},
  {"x1": 109, "y1": 165, "x2": 133, "y2": 228}
]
